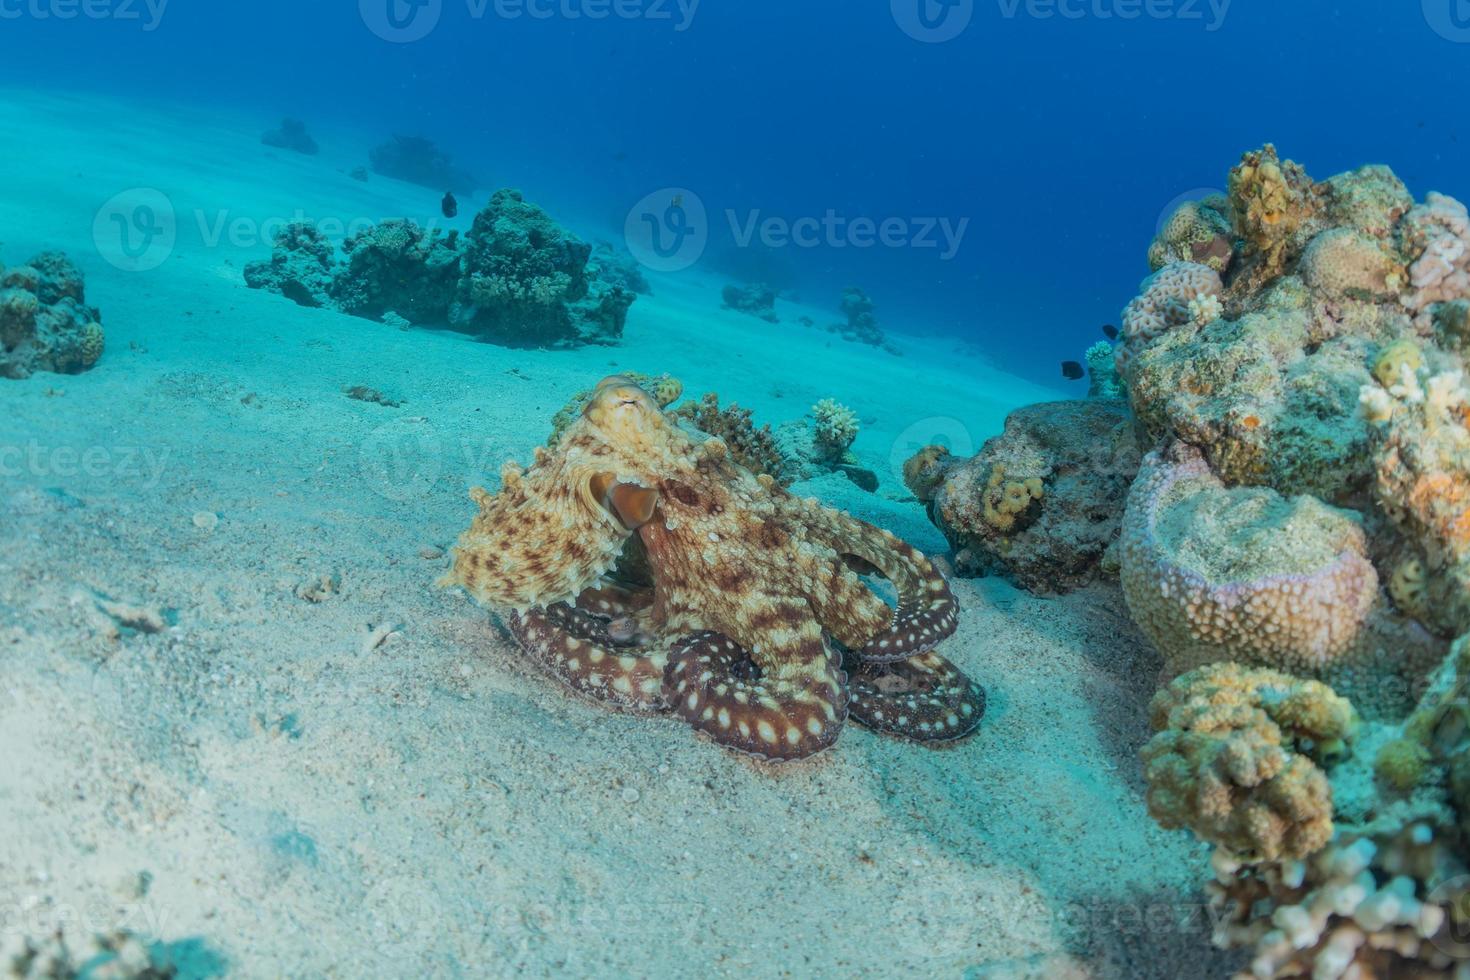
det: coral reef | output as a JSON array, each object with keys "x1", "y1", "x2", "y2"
[
  {"x1": 915, "y1": 399, "x2": 1141, "y2": 594},
  {"x1": 241, "y1": 222, "x2": 340, "y2": 309},
  {"x1": 260, "y1": 117, "x2": 318, "y2": 155},
  {"x1": 721, "y1": 282, "x2": 778, "y2": 323},
  {"x1": 836, "y1": 286, "x2": 886, "y2": 347},
  {"x1": 670, "y1": 391, "x2": 789, "y2": 484},
  {"x1": 368, "y1": 134, "x2": 477, "y2": 192},
  {"x1": 447, "y1": 376, "x2": 982, "y2": 760},
  {"x1": 1143, "y1": 663, "x2": 1353, "y2": 862},
  {"x1": 335, "y1": 219, "x2": 461, "y2": 324},
  {"x1": 244, "y1": 191, "x2": 634, "y2": 347},
  {"x1": 589, "y1": 242, "x2": 651, "y2": 295},
  {"x1": 0, "y1": 251, "x2": 105, "y2": 379}
]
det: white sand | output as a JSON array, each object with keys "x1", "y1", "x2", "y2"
[{"x1": 0, "y1": 91, "x2": 1238, "y2": 977}]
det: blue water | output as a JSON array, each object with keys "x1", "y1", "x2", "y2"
[{"x1": 2, "y1": 0, "x2": 1466, "y2": 383}]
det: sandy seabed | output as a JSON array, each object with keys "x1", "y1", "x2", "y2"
[{"x1": 0, "y1": 91, "x2": 1242, "y2": 977}]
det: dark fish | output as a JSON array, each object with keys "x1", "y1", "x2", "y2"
[
  {"x1": 1101, "y1": 323, "x2": 1119, "y2": 340},
  {"x1": 1061, "y1": 360, "x2": 1085, "y2": 380},
  {"x1": 441, "y1": 191, "x2": 458, "y2": 219}
]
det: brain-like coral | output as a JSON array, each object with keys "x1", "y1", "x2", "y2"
[
  {"x1": 1120, "y1": 261, "x2": 1224, "y2": 348},
  {"x1": 1120, "y1": 445, "x2": 1379, "y2": 678},
  {"x1": 1143, "y1": 663, "x2": 1352, "y2": 862},
  {"x1": 0, "y1": 251, "x2": 105, "y2": 379},
  {"x1": 1148, "y1": 197, "x2": 1234, "y2": 273},
  {"x1": 921, "y1": 399, "x2": 1140, "y2": 594}
]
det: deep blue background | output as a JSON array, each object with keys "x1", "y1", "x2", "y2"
[{"x1": 2, "y1": 0, "x2": 1467, "y2": 385}]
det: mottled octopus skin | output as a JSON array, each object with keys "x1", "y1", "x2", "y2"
[{"x1": 450, "y1": 376, "x2": 984, "y2": 761}]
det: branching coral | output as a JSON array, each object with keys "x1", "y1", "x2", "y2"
[
  {"x1": 811, "y1": 398, "x2": 859, "y2": 462},
  {"x1": 1143, "y1": 663, "x2": 1352, "y2": 862},
  {"x1": 671, "y1": 391, "x2": 789, "y2": 484},
  {"x1": 0, "y1": 251, "x2": 106, "y2": 379}
]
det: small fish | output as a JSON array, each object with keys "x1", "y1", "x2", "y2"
[
  {"x1": 441, "y1": 192, "x2": 458, "y2": 219},
  {"x1": 1101, "y1": 324, "x2": 1119, "y2": 340},
  {"x1": 1061, "y1": 360, "x2": 1085, "y2": 381}
]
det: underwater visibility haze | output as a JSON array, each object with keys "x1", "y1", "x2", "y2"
[{"x1": 3, "y1": 2, "x2": 1470, "y2": 977}]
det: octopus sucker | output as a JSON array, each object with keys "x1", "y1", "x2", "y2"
[{"x1": 448, "y1": 375, "x2": 986, "y2": 761}]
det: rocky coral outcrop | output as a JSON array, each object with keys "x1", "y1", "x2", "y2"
[
  {"x1": 915, "y1": 399, "x2": 1140, "y2": 593},
  {"x1": 244, "y1": 190, "x2": 634, "y2": 348},
  {"x1": 721, "y1": 282, "x2": 778, "y2": 323},
  {"x1": 0, "y1": 251, "x2": 104, "y2": 379},
  {"x1": 1148, "y1": 197, "x2": 1234, "y2": 274},
  {"x1": 261, "y1": 117, "x2": 318, "y2": 156},
  {"x1": 368, "y1": 134, "x2": 477, "y2": 193}
]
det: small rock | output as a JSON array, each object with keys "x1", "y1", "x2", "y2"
[
  {"x1": 419, "y1": 546, "x2": 445, "y2": 560},
  {"x1": 621, "y1": 787, "x2": 640, "y2": 804},
  {"x1": 192, "y1": 510, "x2": 219, "y2": 530}
]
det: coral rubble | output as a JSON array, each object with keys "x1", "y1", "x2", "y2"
[
  {"x1": 244, "y1": 190, "x2": 634, "y2": 347},
  {"x1": 0, "y1": 251, "x2": 105, "y2": 379}
]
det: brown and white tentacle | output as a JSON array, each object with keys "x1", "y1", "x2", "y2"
[
  {"x1": 844, "y1": 649, "x2": 985, "y2": 742},
  {"x1": 799, "y1": 506, "x2": 959, "y2": 663},
  {"x1": 662, "y1": 615, "x2": 848, "y2": 762},
  {"x1": 507, "y1": 588, "x2": 669, "y2": 713}
]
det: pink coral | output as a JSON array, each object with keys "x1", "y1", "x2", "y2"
[
  {"x1": 1119, "y1": 444, "x2": 1378, "y2": 677},
  {"x1": 1400, "y1": 192, "x2": 1470, "y2": 312}
]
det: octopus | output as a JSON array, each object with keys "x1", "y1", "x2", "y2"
[{"x1": 448, "y1": 375, "x2": 985, "y2": 761}]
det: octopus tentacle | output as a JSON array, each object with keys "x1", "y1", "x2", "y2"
[
  {"x1": 800, "y1": 509, "x2": 959, "y2": 663},
  {"x1": 845, "y1": 650, "x2": 984, "y2": 742},
  {"x1": 507, "y1": 602, "x2": 668, "y2": 712},
  {"x1": 663, "y1": 629, "x2": 847, "y2": 761}
]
